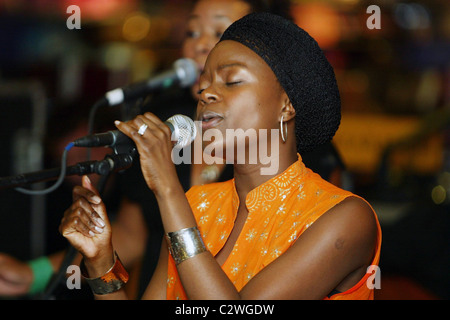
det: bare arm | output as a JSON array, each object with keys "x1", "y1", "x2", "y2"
[
  {"x1": 116, "y1": 113, "x2": 378, "y2": 300},
  {"x1": 239, "y1": 196, "x2": 378, "y2": 299}
]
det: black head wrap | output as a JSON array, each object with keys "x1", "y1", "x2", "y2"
[{"x1": 219, "y1": 12, "x2": 341, "y2": 153}]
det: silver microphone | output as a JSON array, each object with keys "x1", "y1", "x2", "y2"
[
  {"x1": 73, "y1": 114, "x2": 197, "y2": 149},
  {"x1": 166, "y1": 114, "x2": 198, "y2": 149}
]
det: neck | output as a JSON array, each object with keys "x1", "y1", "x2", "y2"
[{"x1": 233, "y1": 145, "x2": 298, "y2": 202}]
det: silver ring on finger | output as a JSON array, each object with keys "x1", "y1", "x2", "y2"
[{"x1": 138, "y1": 123, "x2": 148, "y2": 136}]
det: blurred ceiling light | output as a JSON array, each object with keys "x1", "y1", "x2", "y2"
[
  {"x1": 415, "y1": 69, "x2": 441, "y2": 112},
  {"x1": 122, "y1": 12, "x2": 151, "y2": 42},
  {"x1": 102, "y1": 43, "x2": 133, "y2": 71},
  {"x1": 431, "y1": 185, "x2": 446, "y2": 205},
  {"x1": 61, "y1": 0, "x2": 137, "y2": 21},
  {"x1": 292, "y1": 3, "x2": 341, "y2": 49},
  {"x1": 394, "y1": 3, "x2": 431, "y2": 30}
]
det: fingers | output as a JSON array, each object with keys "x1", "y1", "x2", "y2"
[
  {"x1": 81, "y1": 174, "x2": 101, "y2": 197},
  {"x1": 73, "y1": 176, "x2": 109, "y2": 223},
  {"x1": 113, "y1": 113, "x2": 177, "y2": 193},
  {"x1": 72, "y1": 196, "x2": 105, "y2": 228},
  {"x1": 72, "y1": 184, "x2": 101, "y2": 205},
  {"x1": 63, "y1": 176, "x2": 107, "y2": 238},
  {"x1": 115, "y1": 112, "x2": 172, "y2": 143},
  {"x1": 60, "y1": 204, "x2": 104, "y2": 238}
]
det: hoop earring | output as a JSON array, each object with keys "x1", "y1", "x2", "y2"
[{"x1": 280, "y1": 115, "x2": 287, "y2": 143}]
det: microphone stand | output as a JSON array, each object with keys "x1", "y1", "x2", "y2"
[
  {"x1": 0, "y1": 152, "x2": 135, "y2": 300},
  {"x1": 0, "y1": 153, "x2": 134, "y2": 190}
]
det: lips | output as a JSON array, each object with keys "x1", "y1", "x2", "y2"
[{"x1": 199, "y1": 111, "x2": 224, "y2": 130}]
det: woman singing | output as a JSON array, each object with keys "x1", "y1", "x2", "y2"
[{"x1": 60, "y1": 12, "x2": 381, "y2": 300}]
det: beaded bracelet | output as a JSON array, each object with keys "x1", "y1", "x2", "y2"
[{"x1": 80, "y1": 252, "x2": 129, "y2": 295}]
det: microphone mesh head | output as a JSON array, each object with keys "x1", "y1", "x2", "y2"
[
  {"x1": 174, "y1": 58, "x2": 198, "y2": 87},
  {"x1": 167, "y1": 114, "x2": 197, "y2": 149}
]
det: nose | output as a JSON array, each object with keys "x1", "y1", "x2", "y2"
[
  {"x1": 199, "y1": 85, "x2": 220, "y2": 105},
  {"x1": 195, "y1": 33, "x2": 215, "y2": 56}
]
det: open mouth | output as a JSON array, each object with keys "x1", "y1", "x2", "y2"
[{"x1": 199, "y1": 111, "x2": 224, "y2": 130}]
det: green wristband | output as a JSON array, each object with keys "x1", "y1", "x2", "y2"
[{"x1": 28, "y1": 256, "x2": 54, "y2": 295}]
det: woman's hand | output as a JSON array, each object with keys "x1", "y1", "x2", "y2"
[
  {"x1": 59, "y1": 175, "x2": 114, "y2": 277},
  {"x1": 114, "y1": 113, "x2": 179, "y2": 195}
]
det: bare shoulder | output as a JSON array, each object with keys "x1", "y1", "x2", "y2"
[
  {"x1": 240, "y1": 196, "x2": 379, "y2": 299},
  {"x1": 315, "y1": 196, "x2": 378, "y2": 258},
  {"x1": 294, "y1": 195, "x2": 379, "y2": 266},
  {"x1": 328, "y1": 196, "x2": 377, "y2": 231}
]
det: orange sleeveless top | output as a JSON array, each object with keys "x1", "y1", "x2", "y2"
[{"x1": 166, "y1": 156, "x2": 382, "y2": 300}]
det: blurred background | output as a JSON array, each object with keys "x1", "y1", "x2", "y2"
[{"x1": 0, "y1": 0, "x2": 448, "y2": 300}]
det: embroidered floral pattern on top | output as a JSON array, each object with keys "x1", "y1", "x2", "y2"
[{"x1": 165, "y1": 155, "x2": 381, "y2": 300}]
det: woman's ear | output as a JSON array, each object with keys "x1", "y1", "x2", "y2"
[{"x1": 279, "y1": 97, "x2": 296, "y2": 122}]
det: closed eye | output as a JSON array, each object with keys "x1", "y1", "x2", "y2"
[
  {"x1": 226, "y1": 81, "x2": 242, "y2": 86},
  {"x1": 186, "y1": 30, "x2": 200, "y2": 39}
]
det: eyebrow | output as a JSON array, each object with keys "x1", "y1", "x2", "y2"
[
  {"x1": 218, "y1": 62, "x2": 248, "y2": 71},
  {"x1": 200, "y1": 63, "x2": 247, "y2": 77}
]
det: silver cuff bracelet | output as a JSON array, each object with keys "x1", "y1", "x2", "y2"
[{"x1": 166, "y1": 227, "x2": 207, "y2": 265}]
